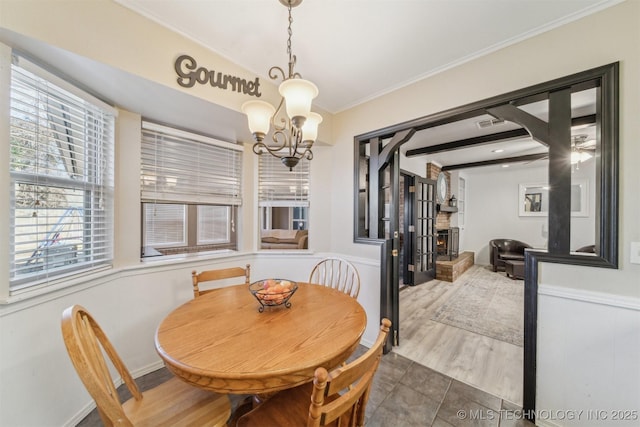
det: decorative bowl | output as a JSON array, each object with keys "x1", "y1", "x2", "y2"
[{"x1": 249, "y1": 279, "x2": 298, "y2": 312}]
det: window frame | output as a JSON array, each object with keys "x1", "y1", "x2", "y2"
[
  {"x1": 140, "y1": 122, "x2": 242, "y2": 258},
  {"x1": 258, "y1": 153, "x2": 311, "y2": 249},
  {"x1": 7, "y1": 54, "x2": 116, "y2": 292}
]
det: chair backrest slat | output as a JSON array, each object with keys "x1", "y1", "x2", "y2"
[
  {"x1": 309, "y1": 257, "x2": 360, "y2": 299},
  {"x1": 192, "y1": 264, "x2": 251, "y2": 298},
  {"x1": 62, "y1": 305, "x2": 141, "y2": 426},
  {"x1": 307, "y1": 318, "x2": 391, "y2": 427},
  {"x1": 80, "y1": 313, "x2": 120, "y2": 402}
]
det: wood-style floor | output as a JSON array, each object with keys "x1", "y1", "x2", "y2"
[{"x1": 393, "y1": 265, "x2": 524, "y2": 406}]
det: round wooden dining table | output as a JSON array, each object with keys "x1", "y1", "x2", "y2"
[{"x1": 155, "y1": 282, "x2": 367, "y2": 395}]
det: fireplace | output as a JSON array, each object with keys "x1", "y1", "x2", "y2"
[{"x1": 436, "y1": 227, "x2": 459, "y2": 261}]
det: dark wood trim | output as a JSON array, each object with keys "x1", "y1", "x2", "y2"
[
  {"x1": 379, "y1": 129, "x2": 416, "y2": 167},
  {"x1": 486, "y1": 104, "x2": 550, "y2": 145},
  {"x1": 442, "y1": 153, "x2": 548, "y2": 171},
  {"x1": 598, "y1": 62, "x2": 620, "y2": 267},
  {"x1": 547, "y1": 88, "x2": 573, "y2": 254},
  {"x1": 523, "y1": 250, "x2": 539, "y2": 422},
  {"x1": 370, "y1": 138, "x2": 380, "y2": 240},
  {"x1": 523, "y1": 249, "x2": 617, "y2": 422},
  {"x1": 406, "y1": 128, "x2": 529, "y2": 156},
  {"x1": 380, "y1": 239, "x2": 393, "y2": 353}
]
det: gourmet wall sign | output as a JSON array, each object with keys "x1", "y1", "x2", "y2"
[{"x1": 174, "y1": 54, "x2": 262, "y2": 97}]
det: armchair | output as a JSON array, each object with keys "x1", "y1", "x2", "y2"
[{"x1": 489, "y1": 239, "x2": 532, "y2": 272}]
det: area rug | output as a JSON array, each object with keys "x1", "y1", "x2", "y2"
[{"x1": 431, "y1": 266, "x2": 523, "y2": 346}]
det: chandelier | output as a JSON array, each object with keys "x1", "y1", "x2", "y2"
[{"x1": 242, "y1": 0, "x2": 322, "y2": 170}]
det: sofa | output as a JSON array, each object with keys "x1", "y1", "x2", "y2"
[
  {"x1": 576, "y1": 244, "x2": 596, "y2": 253},
  {"x1": 489, "y1": 239, "x2": 532, "y2": 272},
  {"x1": 261, "y1": 229, "x2": 308, "y2": 249}
]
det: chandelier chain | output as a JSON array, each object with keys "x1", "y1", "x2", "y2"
[{"x1": 287, "y1": 2, "x2": 294, "y2": 78}]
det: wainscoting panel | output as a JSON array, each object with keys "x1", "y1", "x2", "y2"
[{"x1": 536, "y1": 285, "x2": 640, "y2": 427}]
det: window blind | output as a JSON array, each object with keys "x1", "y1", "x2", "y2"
[
  {"x1": 197, "y1": 205, "x2": 231, "y2": 244},
  {"x1": 258, "y1": 154, "x2": 310, "y2": 207},
  {"x1": 141, "y1": 122, "x2": 242, "y2": 205},
  {"x1": 142, "y1": 203, "x2": 186, "y2": 247},
  {"x1": 9, "y1": 56, "x2": 115, "y2": 288}
]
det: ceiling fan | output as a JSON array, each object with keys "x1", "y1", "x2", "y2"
[
  {"x1": 571, "y1": 134, "x2": 596, "y2": 166},
  {"x1": 518, "y1": 133, "x2": 596, "y2": 169}
]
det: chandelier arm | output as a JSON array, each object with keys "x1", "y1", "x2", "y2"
[
  {"x1": 254, "y1": 141, "x2": 288, "y2": 158},
  {"x1": 271, "y1": 97, "x2": 288, "y2": 132},
  {"x1": 304, "y1": 150, "x2": 313, "y2": 161},
  {"x1": 253, "y1": 129, "x2": 291, "y2": 159},
  {"x1": 289, "y1": 125, "x2": 304, "y2": 156},
  {"x1": 269, "y1": 65, "x2": 286, "y2": 82}
]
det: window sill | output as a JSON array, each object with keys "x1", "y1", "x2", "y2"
[
  {"x1": 0, "y1": 249, "x2": 316, "y2": 312},
  {"x1": 1, "y1": 265, "x2": 114, "y2": 306},
  {"x1": 140, "y1": 249, "x2": 238, "y2": 265}
]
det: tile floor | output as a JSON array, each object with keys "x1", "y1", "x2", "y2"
[{"x1": 77, "y1": 345, "x2": 533, "y2": 427}]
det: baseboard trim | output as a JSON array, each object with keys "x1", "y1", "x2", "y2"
[{"x1": 62, "y1": 360, "x2": 166, "y2": 427}]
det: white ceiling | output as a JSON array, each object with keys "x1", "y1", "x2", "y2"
[{"x1": 115, "y1": 0, "x2": 618, "y2": 114}]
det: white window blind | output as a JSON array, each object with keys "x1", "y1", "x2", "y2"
[
  {"x1": 9, "y1": 56, "x2": 115, "y2": 289},
  {"x1": 142, "y1": 203, "x2": 186, "y2": 247},
  {"x1": 197, "y1": 205, "x2": 230, "y2": 244},
  {"x1": 140, "y1": 123, "x2": 240, "y2": 256},
  {"x1": 258, "y1": 154, "x2": 310, "y2": 207},
  {"x1": 141, "y1": 122, "x2": 242, "y2": 205}
]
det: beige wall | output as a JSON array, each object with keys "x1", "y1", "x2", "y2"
[{"x1": 0, "y1": 0, "x2": 273, "y2": 113}]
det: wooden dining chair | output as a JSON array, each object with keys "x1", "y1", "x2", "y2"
[
  {"x1": 236, "y1": 318, "x2": 391, "y2": 427},
  {"x1": 61, "y1": 305, "x2": 231, "y2": 427},
  {"x1": 309, "y1": 257, "x2": 360, "y2": 298},
  {"x1": 192, "y1": 264, "x2": 251, "y2": 298}
]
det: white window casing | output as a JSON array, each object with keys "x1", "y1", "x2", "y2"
[{"x1": 9, "y1": 55, "x2": 116, "y2": 290}]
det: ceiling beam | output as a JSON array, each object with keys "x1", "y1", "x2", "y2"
[
  {"x1": 405, "y1": 128, "x2": 528, "y2": 157},
  {"x1": 441, "y1": 152, "x2": 548, "y2": 171},
  {"x1": 404, "y1": 114, "x2": 596, "y2": 157}
]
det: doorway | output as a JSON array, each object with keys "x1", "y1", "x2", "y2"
[{"x1": 353, "y1": 63, "x2": 620, "y2": 417}]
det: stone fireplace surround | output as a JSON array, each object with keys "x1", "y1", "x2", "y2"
[{"x1": 426, "y1": 163, "x2": 473, "y2": 282}]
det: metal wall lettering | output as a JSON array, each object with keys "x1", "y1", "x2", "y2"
[{"x1": 174, "y1": 54, "x2": 262, "y2": 97}]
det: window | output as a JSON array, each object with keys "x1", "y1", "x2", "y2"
[
  {"x1": 9, "y1": 55, "x2": 115, "y2": 290},
  {"x1": 140, "y1": 122, "x2": 242, "y2": 257},
  {"x1": 258, "y1": 154, "x2": 310, "y2": 248}
]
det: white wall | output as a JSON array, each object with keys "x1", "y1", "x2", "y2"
[
  {"x1": 537, "y1": 285, "x2": 640, "y2": 427},
  {"x1": 464, "y1": 166, "x2": 549, "y2": 264},
  {"x1": 0, "y1": 251, "x2": 379, "y2": 427},
  {"x1": 462, "y1": 162, "x2": 597, "y2": 266}
]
